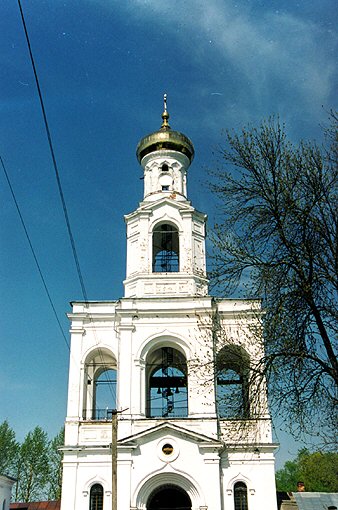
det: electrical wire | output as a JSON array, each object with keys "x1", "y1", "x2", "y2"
[
  {"x1": 1, "y1": 155, "x2": 70, "y2": 351},
  {"x1": 17, "y1": 0, "x2": 88, "y2": 303},
  {"x1": 17, "y1": 0, "x2": 116, "y2": 403}
]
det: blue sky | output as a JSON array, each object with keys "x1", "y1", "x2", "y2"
[{"x1": 0, "y1": 0, "x2": 337, "y2": 470}]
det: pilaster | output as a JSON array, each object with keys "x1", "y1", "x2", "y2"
[{"x1": 117, "y1": 321, "x2": 135, "y2": 419}]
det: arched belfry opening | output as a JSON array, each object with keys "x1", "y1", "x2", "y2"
[
  {"x1": 152, "y1": 223, "x2": 179, "y2": 273},
  {"x1": 147, "y1": 484, "x2": 192, "y2": 510},
  {"x1": 83, "y1": 349, "x2": 117, "y2": 420},
  {"x1": 216, "y1": 345, "x2": 250, "y2": 419},
  {"x1": 146, "y1": 346, "x2": 188, "y2": 418},
  {"x1": 93, "y1": 368, "x2": 117, "y2": 418}
]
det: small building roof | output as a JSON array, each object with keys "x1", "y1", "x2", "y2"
[
  {"x1": 10, "y1": 502, "x2": 60, "y2": 510},
  {"x1": 293, "y1": 492, "x2": 338, "y2": 510}
]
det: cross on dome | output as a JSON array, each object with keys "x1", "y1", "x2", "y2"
[
  {"x1": 161, "y1": 93, "x2": 170, "y2": 129},
  {"x1": 136, "y1": 95, "x2": 194, "y2": 163}
]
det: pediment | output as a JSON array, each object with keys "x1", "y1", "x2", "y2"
[
  {"x1": 139, "y1": 197, "x2": 194, "y2": 213},
  {"x1": 125, "y1": 197, "x2": 206, "y2": 223},
  {"x1": 138, "y1": 198, "x2": 207, "y2": 223},
  {"x1": 118, "y1": 421, "x2": 222, "y2": 448}
]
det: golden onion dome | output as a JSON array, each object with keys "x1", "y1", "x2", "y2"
[{"x1": 136, "y1": 95, "x2": 194, "y2": 163}]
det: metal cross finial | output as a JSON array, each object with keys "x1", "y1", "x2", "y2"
[{"x1": 161, "y1": 93, "x2": 170, "y2": 129}]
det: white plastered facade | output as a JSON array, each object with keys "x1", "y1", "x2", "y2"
[
  {"x1": 0, "y1": 475, "x2": 16, "y2": 510},
  {"x1": 60, "y1": 119, "x2": 278, "y2": 510}
]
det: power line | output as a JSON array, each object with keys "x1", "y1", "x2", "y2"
[
  {"x1": 1, "y1": 155, "x2": 70, "y2": 351},
  {"x1": 17, "y1": 0, "x2": 116, "y2": 402},
  {"x1": 17, "y1": 0, "x2": 88, "y2": 303}
]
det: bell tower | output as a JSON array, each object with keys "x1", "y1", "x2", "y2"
[
  {"x1": 124, "y1": 95, "x2": 208, "y2": 298},
  {"x1": 60, "y1": 97, "x2": 278, "y2": 510}
]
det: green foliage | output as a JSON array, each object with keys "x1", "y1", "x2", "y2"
[
  {"x1": 48, "y1": 427, "x2": 64, "y2": 500},
  {"x1": 16, "y1": 426, "x2": 51, "y2": 502},
  {"x1": 0, "y1": 420, "x2": 19, "y2": 476},
  {"x1": 276, "y1": 448, "x2": 338, "y2": 492},
  {"x1": 210, "y1": 113, "x2": 338, "y2": 444},
  {"x1": 0, "y1": 421, "x2": 64, "y2": 502}
]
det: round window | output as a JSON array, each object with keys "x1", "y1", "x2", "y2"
[
  {"x1": 162, "y1": 443, "x2": 174, "y2": 455},
  {"x1": 157, "y1": 437, "x2": 179, "y2": 462}
]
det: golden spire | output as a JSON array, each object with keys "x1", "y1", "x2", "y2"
[{"x1": 161, "y1": 93, "x2": 170, "y2": 129}]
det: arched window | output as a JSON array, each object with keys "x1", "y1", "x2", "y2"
[
  {"x1": 216, "y1": 346, "x2": 249, "y2": 419},
  {"x1": 234, "y1": 482, "x2": 248, "y2": 510},
  {"x1": 147, "y1": 347, "x2": 188, "y2": 418},
  {"x1": 90, "y1": 483, "x2": 103, "y2": 510},
  {"x1": 152, "y1": 223, "x2": 179, "y2": 272},
  {"x1": 94, "y1": 368, "x2": 117, "y2": 419},
  {"x1": 84, "y1": 350, "x2": 117, "y2": 420}
]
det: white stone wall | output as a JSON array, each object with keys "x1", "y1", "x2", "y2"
[
  {"x1": 222, "y1": 449, "x2": 278, "y2": 510},
  {"x1": 61, "y1": 297, "x2": 278, "y2": 509},
  {"x1": 141, "y1": 150, "x2": 189, "y2": 201},
  {"x1": 0, "y1": 475, "x2": 16, "y2": 510}
]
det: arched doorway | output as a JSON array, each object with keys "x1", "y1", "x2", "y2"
[{"x1": 147, "y1": 484, "x2": 192, "y2": 510}]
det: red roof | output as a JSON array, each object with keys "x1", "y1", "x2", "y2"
[{"x1": 10, "y1": 502, "x2": 60, "y2": 510}]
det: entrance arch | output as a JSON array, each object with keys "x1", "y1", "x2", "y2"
[
  {"x1": 134, "y1": 472, "x2": 205, "y2": 510},
  {"x1": 147, "y1": 484, "x2": 191, "y2": 510}
]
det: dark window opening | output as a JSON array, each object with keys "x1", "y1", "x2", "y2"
[
  {"x1": 234, "y1": 481, "x2": 248, "y2": 510},
  {"x1": 162, "y1": 443, "x2": 174, "y2": 455},
  {"x1": 152, "y1": 223, "x2": 179, "y2": 272},
  {"x1": 147, "y1": 347, "x2": 188, "y2": 418},
  {"x1": 148, "y1": 484, "x2": 191, "y2": 510},
  {"x1": 161, "y1": 163, "x2": 169, "y2": 172},
  {"x1": 90, "y1": 483, "x2": 103, "y2": 510},
  {"x1": 216, "y1": 346, "x2": 249, "y2": 419},
  {"x1": 162, "y1": 185, "x2": 169, "y2": 191}
]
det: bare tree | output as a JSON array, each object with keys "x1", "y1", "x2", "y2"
[
  {"x1": 208, "y1": 113, "x2": 338, "y2": 446},
  {"x1": 190, "y1": 300, "x2": 272, "y2": 446}
]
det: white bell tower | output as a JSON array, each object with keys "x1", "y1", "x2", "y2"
[
  {"x1": 60, "y1": 97, "x2": 278, "y2": 510},
  {"x1": 124, "y1": 95, "x2": 208, "y2": 298}
]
